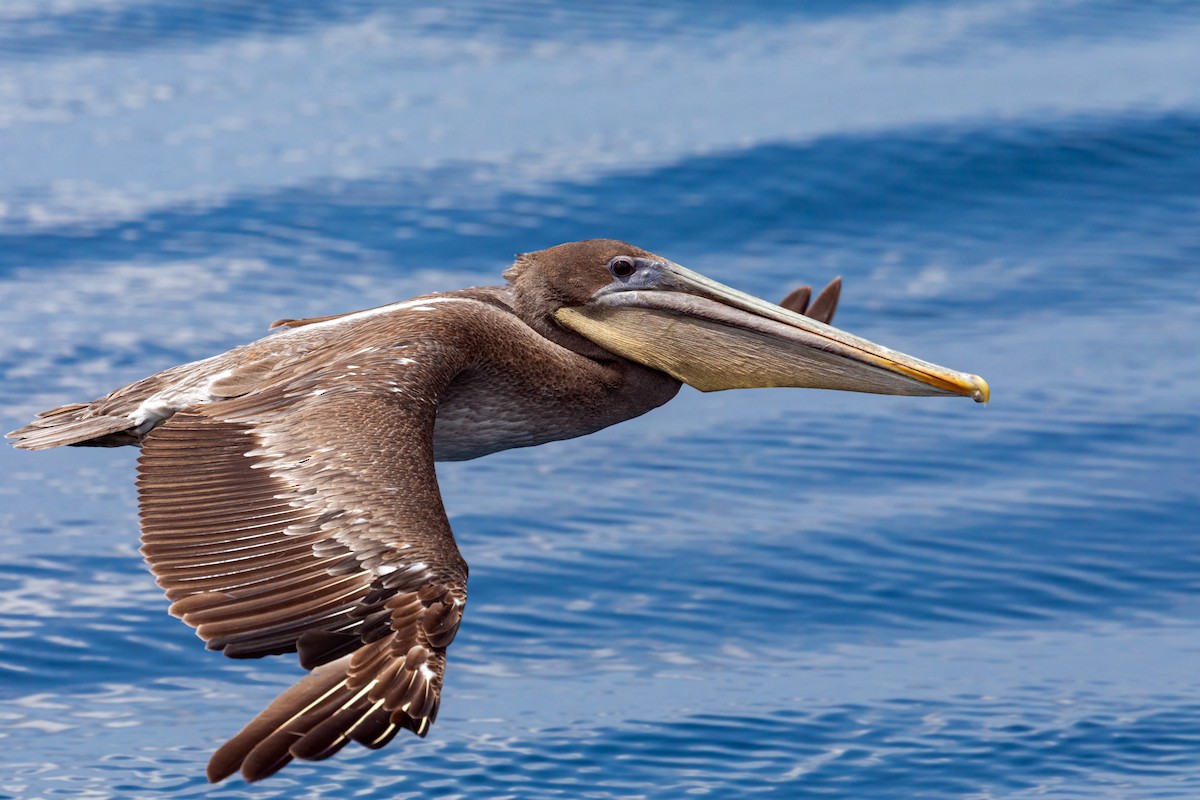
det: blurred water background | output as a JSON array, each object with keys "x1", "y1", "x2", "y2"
[{"x1": 1, "y1": 1, "x2": 1199, "y2": 797}]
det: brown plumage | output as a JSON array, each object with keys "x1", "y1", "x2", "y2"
[
  {"x1": 780, "y1": 276, "x2": 841, "y2": 322},
  {"x1": 8, "y1": 239, "x2": 987, "y2": 783}
]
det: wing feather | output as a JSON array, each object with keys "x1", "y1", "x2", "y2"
[
  {"x1": 135, "y1": 339, "x2": 470, "y2": 782},
  {"x1": 7, "y1": 295, "x2": 560, "y2": 781}
]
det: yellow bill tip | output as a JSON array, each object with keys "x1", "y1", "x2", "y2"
[{"x1": 967, "y1": 374, "x2": 990, "y2": 404}]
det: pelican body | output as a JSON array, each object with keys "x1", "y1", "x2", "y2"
[{"x1": 8, "y1": 240, "x2": 988, "y2": 782}]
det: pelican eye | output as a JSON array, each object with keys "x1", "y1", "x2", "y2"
[{"x1": 609, "y1": 257, "x2": 637, "y2": 279}]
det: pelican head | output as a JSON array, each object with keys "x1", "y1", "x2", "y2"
[{"x1": 506, "y1": 239, "x2": 989, "y2": 402}]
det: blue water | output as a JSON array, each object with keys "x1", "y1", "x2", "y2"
[{"x1": 1, "y1": 1, "x2": 1199, "y2": 797}]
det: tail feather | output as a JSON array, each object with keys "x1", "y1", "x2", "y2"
[
  {"x1": 8, "y1": 353, "x2": 236, "y2": 451},
  {"x1": 7, "y1": 404, "x2": 139, "y2": 450}
]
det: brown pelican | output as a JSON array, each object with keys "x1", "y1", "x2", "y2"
[{"x1": 8, "y1": 239, "x2": 988, "y2": 782}]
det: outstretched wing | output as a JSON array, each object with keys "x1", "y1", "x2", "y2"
[
  {"x1": 135, "y1": 345, "x2": 468, "y2": 783},
  {"x1": 780, "y1": 276, "x2": 841, "y2": 323}
]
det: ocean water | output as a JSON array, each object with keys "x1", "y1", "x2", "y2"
[{"x1": 1, "y1": 1, "x2": 1199, "y2": 797}]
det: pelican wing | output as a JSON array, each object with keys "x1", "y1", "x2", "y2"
[
  {"x1": 779, "y1": 276, "x2": 841, "y2": 323},
  {"x1": 135, "y1": 348, "x2": 468, "y2": 783}
]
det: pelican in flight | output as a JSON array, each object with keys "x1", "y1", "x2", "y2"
[{"x1": 8, "y1": 240, "x2": 988, "y2": 782}]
